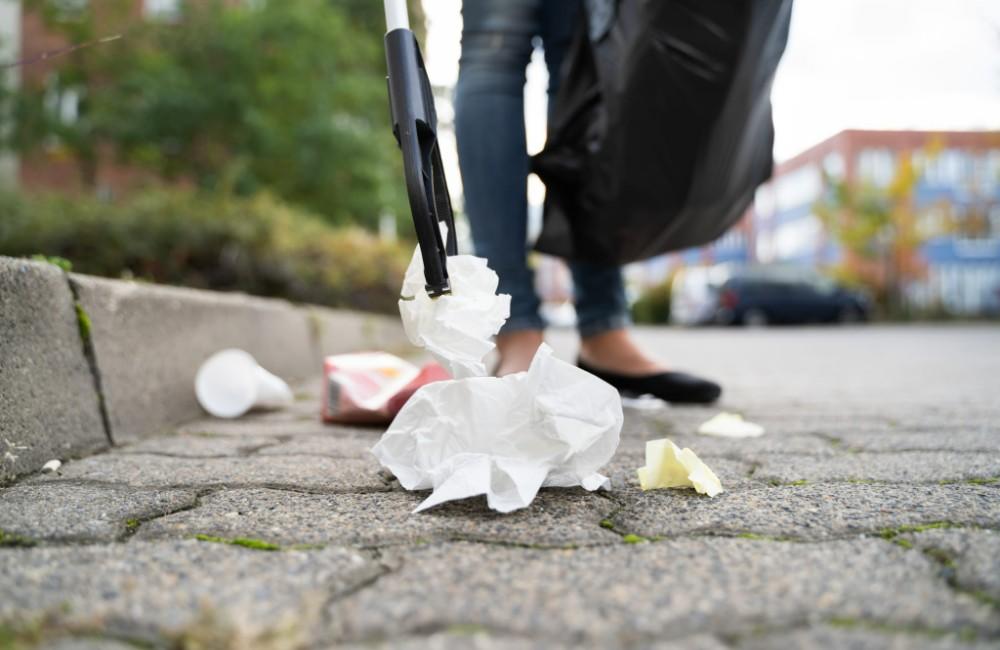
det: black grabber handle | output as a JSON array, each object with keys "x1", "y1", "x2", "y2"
[{"x1": 384, "y1": 9, "x2": 457, "y2": 298}]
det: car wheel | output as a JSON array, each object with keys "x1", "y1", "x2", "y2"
[
  {"x1": 743, "y1": 308, "x2": 768, "y2": 327},
  {"x1": 838, "y1": 306, "x2": 862, "y2": 324}
]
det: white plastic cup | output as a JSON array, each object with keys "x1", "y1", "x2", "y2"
[{"x1": 195, "y1": 349, "x2": 293, "y2": 419}]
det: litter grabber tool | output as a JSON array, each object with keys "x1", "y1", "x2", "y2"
[{"x1": 383, "y1": 0, "x2": 457, "y2": 298}]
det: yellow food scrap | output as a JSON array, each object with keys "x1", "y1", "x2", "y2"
[{"x1": 636, "y1": 439, "x2": 723, "y2": 497}]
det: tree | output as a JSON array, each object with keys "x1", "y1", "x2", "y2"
[
  {"x1": 2, "y1": 0, "x2": 426, "y2": 230},
  {"x1": 814, "y1": 151, "x2": 937, "y2": 315}
]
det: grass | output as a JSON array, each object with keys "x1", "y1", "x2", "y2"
[{"x1": 194, "y1": 534, "x2": 281, "y2": 551}]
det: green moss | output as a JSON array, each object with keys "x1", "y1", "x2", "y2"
[
  {"x1": 622, "y1": 534, "x2": 649, "y2": 544},
  {"x1": 599, "y1": 519, "x2": 615, "y2": 530},
  {"x1": 826, "y1": 617, "x2": 956, "y2": 639},
  {"x1": 0, "y1": 529, "x2": 37, "y2": 548},
  {"x1": 966, "y1": 477, "x2": 999, "y2": 485},
  {"x1": 893, "y1": 538, "x2": 914, "y2": 549},
  {"x1": 921, "y1": 546, "x2": 956, "y2": 569},
  {"x1": 30, "y1": 254, "x2": 73, "y2": 272},
  {"x1": 194, "y1": 533, "x2": 281, "y2": 551},
  {"x1": 966, "y1": 589, "x2": 1000, "y2": 609},
  {"x1": 74, "y1": 302, "x2": 91, "y2": 342},
  {"x1": 738, "y1": 532, "x2": 766, "y2": 540},
  {"x1": 0, "y1": 621, "x2": 43, "y2": 649},
  {"x1": 846, "y1": 478, "x2": 876, "y2": 484},
  {"x1": 879, "y1": 522, "x2": 957, "y2": 541},
  {"x1": 124, "y1": 519, "x2": 141, "y2": 534},
  {"x1": 769, "y1": 479, "x2": 808, "y2": 487}
]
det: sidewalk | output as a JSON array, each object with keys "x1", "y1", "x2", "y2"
[{"x1": 1, "y1": 325, "x2": 999, "y2": 649}]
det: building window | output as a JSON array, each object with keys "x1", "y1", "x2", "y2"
[
  {"x1": 144, "y1": 0, "x2": 181, "y2": 21},
  {"x1": 49, "y1": 0, "x2": 88, "y2": 20},
  {"x1": 856, "y1": 148, "x2": 895, "y2": 187},
  {"x1": 43, "y1": 73, "x2": 80, "y2": 125}
]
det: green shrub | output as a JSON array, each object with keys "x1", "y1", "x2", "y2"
[
  {"x1": 0, "y1": 190, "x2": 409, "y2": 314},
  {"x1": 631, "y1": 277, "x2": 673, "y2": 324}
]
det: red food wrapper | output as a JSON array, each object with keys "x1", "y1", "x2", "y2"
[{"x1": 321, "y1": 352, "x2": 450, "y2": 424}]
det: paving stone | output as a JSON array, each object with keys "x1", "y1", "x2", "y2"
[
  {"x1": 901, "y1": 528, "x2": 1000, "y2": 602},
  {"x1": 256, "y1": 432, "x2": 379, "y2": 459},
  {"x1": 609, "y1": 482, "x2": 1000, "y2": 541},
  {"x1": 25, "y1": 638, "x2": 140, "y2": 650},
  {"x1": 338, "y1": 633, "x2": 728, "y2": 650},
  {"x1": 29, "y1": 453, "x2": 387, "y2": 492},
  {"x1": 0, "y1": 483, "x2": 197, "y2": 543},
  {"x1": 113, "y1": 432, "x2": 282, "y2": 457},
  {"x1": 0, "y1": 540, "x2": 380, "y2": 644},
  {"x1": 135, "y1": 487, "x2": 619, "y2": 548},
  {"x1": 603, "y1": 451, "x2": 757, "y2": 492},
  {"x1": 321, "y1": 539, "x2": 998, "y2": 644},
  {"x1": 336, "y1": 633, "x2": 581, "y2": 650},
  {"x1": 737, "y1": 625, "x2": 998, "y2": 650},
  {"x1": 753, "y1": 451, "x2": 1000, "y2": 484},
  {"x1": 178, "y1": 414, "x2": 339, "y2": 438},
  {"x1": 832, "y1": 431, "x2": 1000, "y2": 453},
  {"x1": 617, "y1": 428, "x2": 836, "y2": 457},
  {"x1": 0, "y1": 257, "x2": 107, "y2": 481}
]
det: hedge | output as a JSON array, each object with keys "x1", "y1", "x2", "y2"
[{"x1": 0, "y1": 190, "x2": 409, "y2": 314}]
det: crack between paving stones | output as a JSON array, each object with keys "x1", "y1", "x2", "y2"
[
  {"x1": 22, "y1": 478, "x2": 395, "y2": 496},
  {"x1": 312, "y1": 548, "x2": 404, "y2": 643},
  {"x1": 117, "y1": 493, "x2": 206, "y2": 543}
]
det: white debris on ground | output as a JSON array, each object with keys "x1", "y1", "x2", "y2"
[
  {"x1": 41, "y1": 459, "x2": 62, "y2": 473},
  {"x1": 697, "y1": 412, "x2": 765, "y2": 438},
  {"x1": 372, "y1": 344, "x2": 622, "y2": 513}
]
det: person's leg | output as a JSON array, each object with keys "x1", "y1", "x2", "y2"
[
  {"x1": 535, "y1": 2, "x2": 666, "y2": 375},
  {"x1": 455, "y1": 0, "x2": 546, "y2": 376}
]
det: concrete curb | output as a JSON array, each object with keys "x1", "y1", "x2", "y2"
[
  {"x1": 1, "y1": 258, "x2": 108, "y2": 482},
  {"x1": 1, "y1": 256, "x2": 408, "y2": 480}
]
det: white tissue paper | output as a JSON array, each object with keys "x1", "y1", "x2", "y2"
[
  {"x1": 371, "y1": 344, "x2": 623, "y2": 513},
  {"x1": 697, "y1": 412, "x2": 765, "y2": 438},
  {"x1": 398, "y1": 243, "x2": 511, "y2": 379}
]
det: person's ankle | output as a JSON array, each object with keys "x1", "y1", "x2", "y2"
[
  {"x1": 579, "y1": 329, "x2": 665, "y2": 376},
  {"x1": 495, "y1": 329, "x2": 544, "y2": 377}
]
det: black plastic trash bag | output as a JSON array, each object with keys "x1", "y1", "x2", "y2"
[{"x1": 532, "y1": 0, "x2": 793, "y2": 264}]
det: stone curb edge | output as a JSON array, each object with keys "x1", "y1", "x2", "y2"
[{"x1": 0, "y1": 256, "x2": 410, "y2": 482}]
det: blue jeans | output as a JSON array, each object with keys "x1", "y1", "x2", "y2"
[{"x1": 455, "y1": 0, "x2": 630, "y2": 337}]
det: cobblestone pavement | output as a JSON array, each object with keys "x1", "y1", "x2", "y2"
[{"x1": 2, "y1": 325, "x2": 998, "y2": 649}]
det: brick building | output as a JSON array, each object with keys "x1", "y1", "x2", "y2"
[{"x1": 1, "y1": 0, "x2": 185, "y2": 194}]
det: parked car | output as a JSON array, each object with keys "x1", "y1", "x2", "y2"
[
  {"x1": 669, "y1": 264, "x2": 870, "y2": 326},
  {"x1": 714, "y1": 266, "x2": 870, "y2": 326}
]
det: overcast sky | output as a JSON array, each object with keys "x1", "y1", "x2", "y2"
[{"x1": 422, "y1": 0, "x2": 1000, "y2": 162}]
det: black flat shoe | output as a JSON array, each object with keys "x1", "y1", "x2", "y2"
[{"x1": 577, "y1": 359, "x2": 722, "y2": 404}]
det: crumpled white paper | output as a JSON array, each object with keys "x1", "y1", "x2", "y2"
[
  {"x1": 371, "y1": 344, "x2": 623, "y2": 513},
  {"x1": 398, "y1": 243, "x2": 511, "y2": 379},
  {"x1": 697, "y1": 412, "x2": 765, "y2": 438}
]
